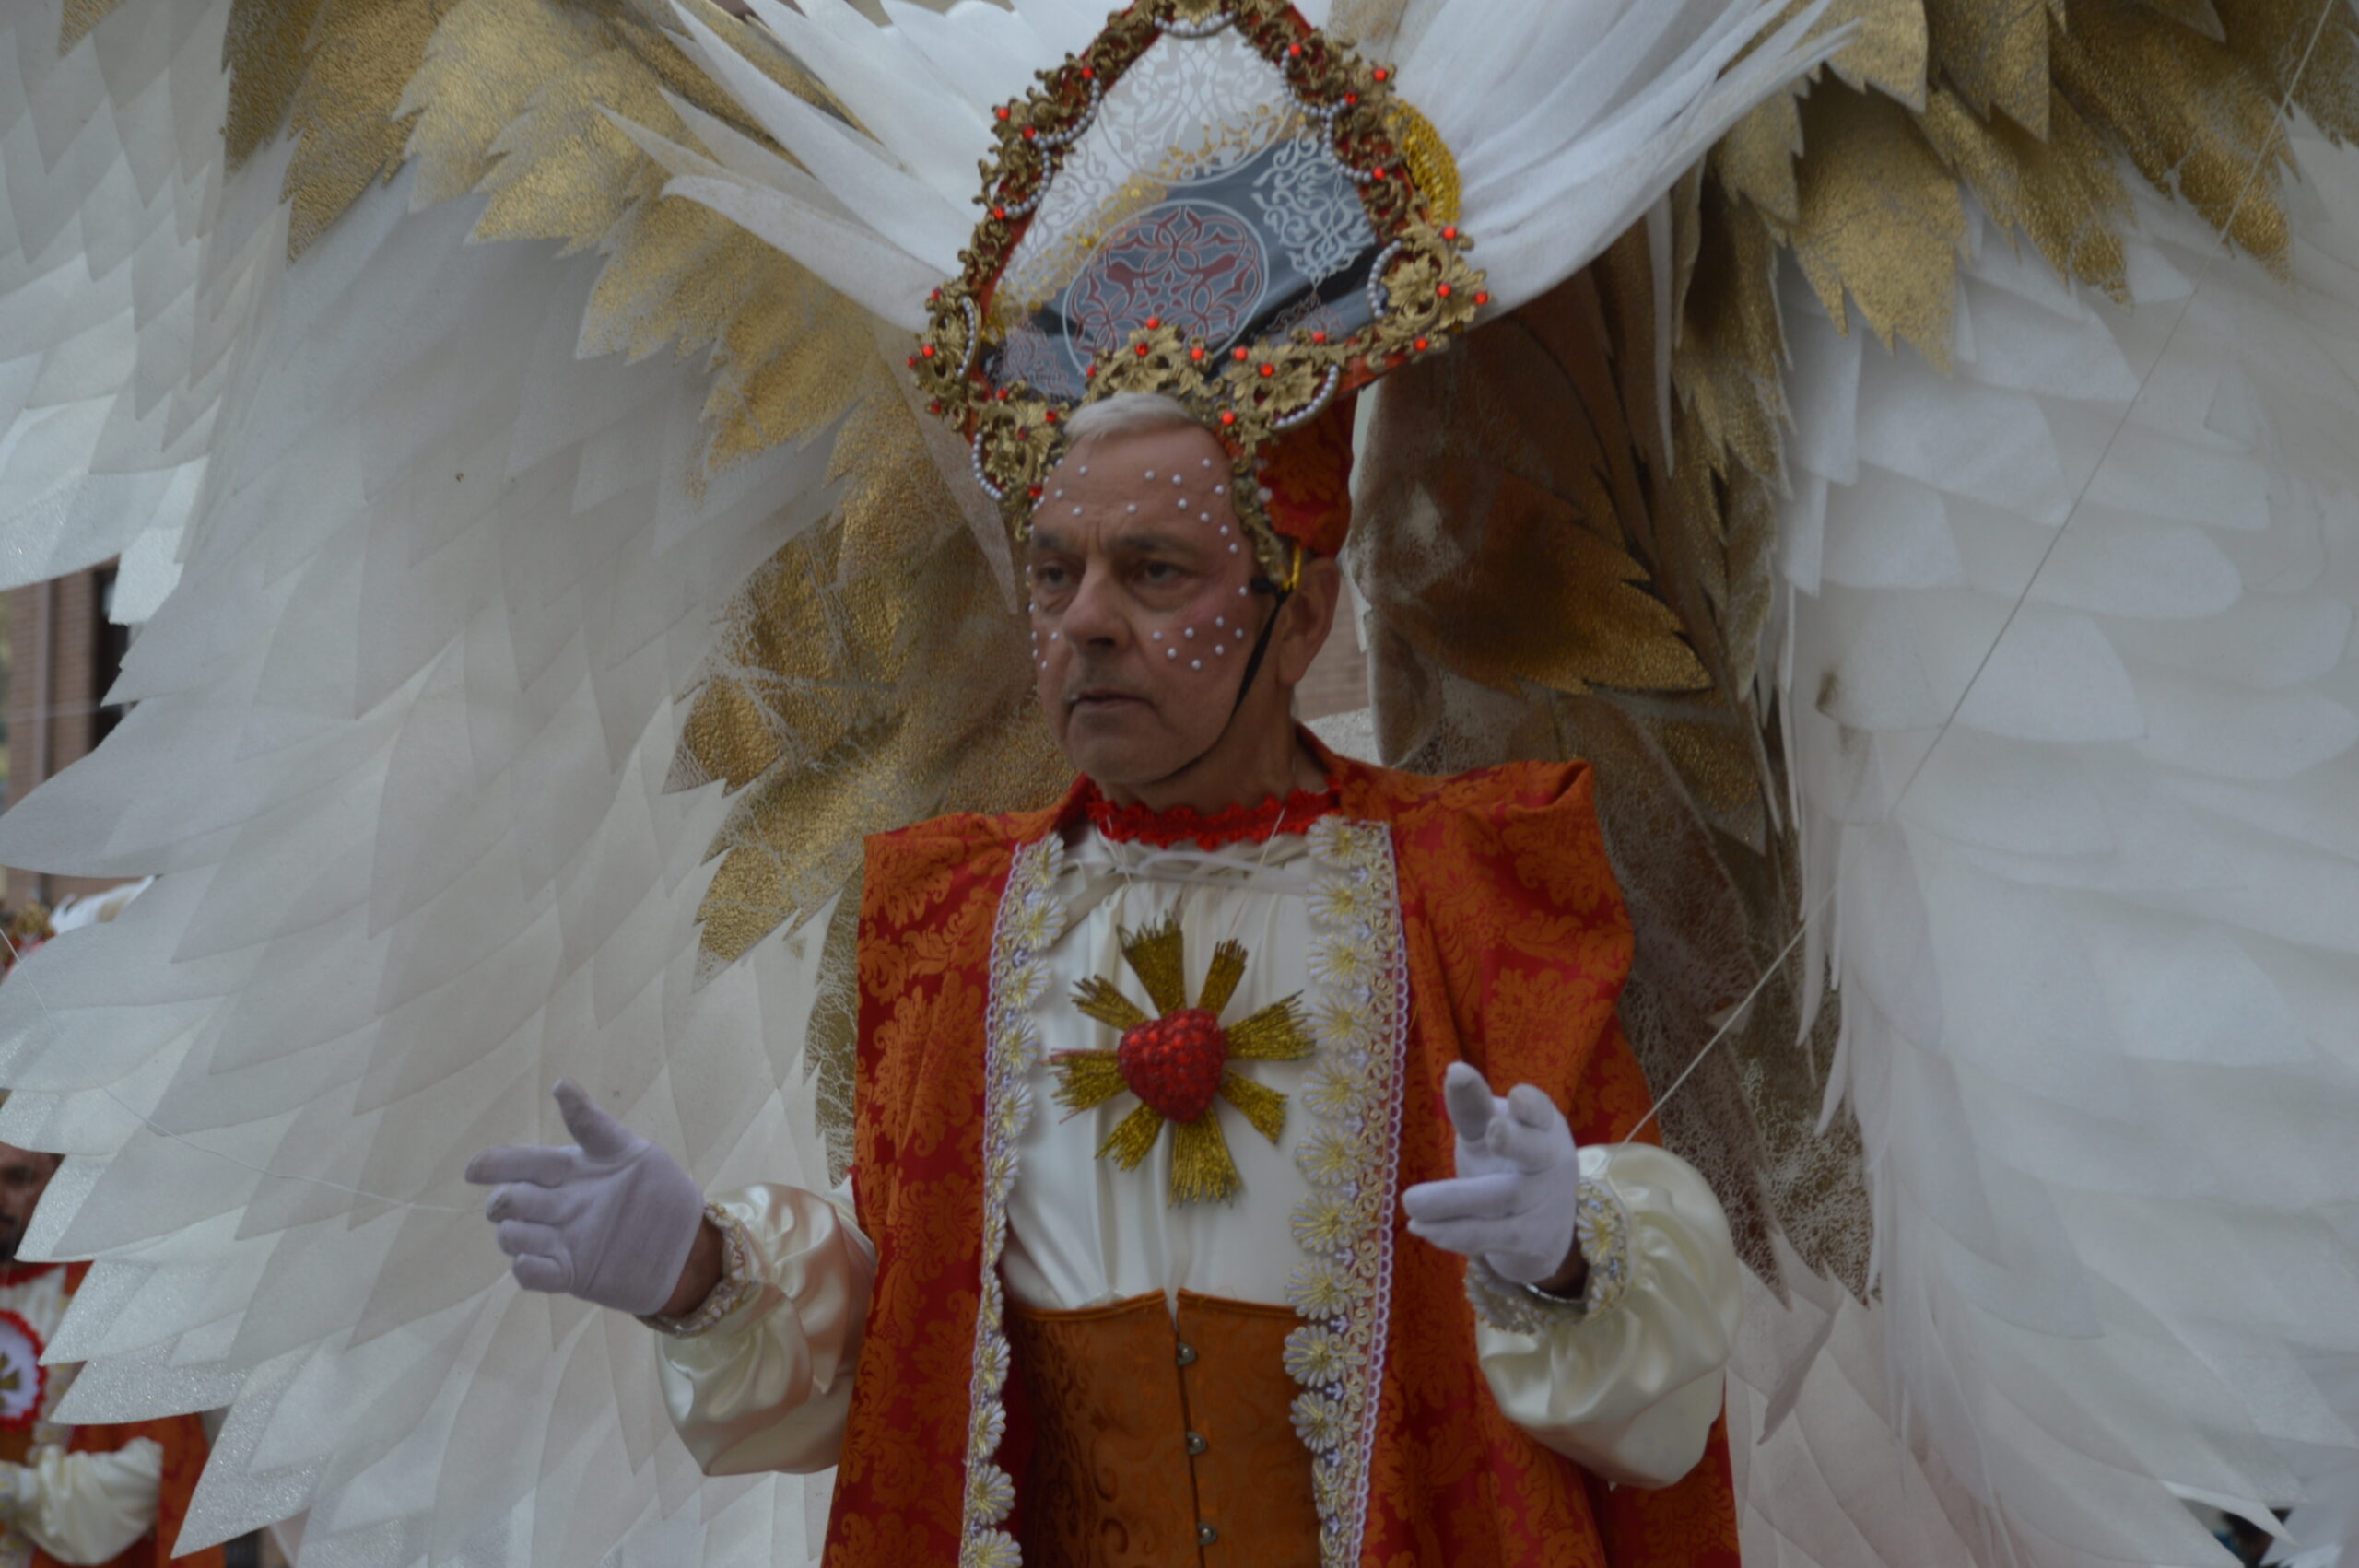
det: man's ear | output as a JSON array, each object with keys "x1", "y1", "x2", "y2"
[{"x1": 1273, "y1": 554, "x2": 1344, "y2": 685}]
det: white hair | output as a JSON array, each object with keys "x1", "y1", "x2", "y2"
[{"x1": 1062, "y1": 391, "x2": 1207, "y2": 442}]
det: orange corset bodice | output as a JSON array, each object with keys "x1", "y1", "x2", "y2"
[{"x1": 1005, "y1": 1291, "x2": 1322, "y2": 1568}]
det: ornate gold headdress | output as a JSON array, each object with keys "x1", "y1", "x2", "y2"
[{"x1": 906, "y1": 0, "x2": 1485, "y2": 569}]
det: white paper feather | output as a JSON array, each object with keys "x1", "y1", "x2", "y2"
[{"x1": 1769, "y1": 128, "x2": 2359, "y2": 1568}]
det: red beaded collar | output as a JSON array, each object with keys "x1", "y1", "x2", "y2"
[{"x1": 1080, "y1": 780, "x2": 1340, "y2": 848}]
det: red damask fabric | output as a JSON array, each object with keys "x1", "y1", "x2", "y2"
[{"x1": 827, "y1": 742, "x2": 1738, "y2": 1568}]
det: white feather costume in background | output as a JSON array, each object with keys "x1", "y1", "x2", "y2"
[{"x1": 1, "y1": 1, "x2": 2358, "y2": 1567}]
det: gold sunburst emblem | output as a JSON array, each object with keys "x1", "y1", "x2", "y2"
[{"x1": 1051, "y1": 919, "x2": 1316, "y2": 1204}]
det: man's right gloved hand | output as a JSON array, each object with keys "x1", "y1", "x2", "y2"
[{"x1": 464, "y1": 1081, "x2": 705, "y2": 1316}]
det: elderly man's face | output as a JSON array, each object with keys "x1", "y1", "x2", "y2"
[
  {"x1": 0, "y1": 1142, "x2": 58, "y2": 1263},
  {"x1": 1024, "y1": 422, "x2": 1273, "y2": 789}
]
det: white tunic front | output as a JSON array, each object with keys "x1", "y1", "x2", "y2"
[{"x1": 1000, "y1": 826, "x2": 1325, "y2": 1312}]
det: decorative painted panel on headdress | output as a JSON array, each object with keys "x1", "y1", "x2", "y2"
[{"x1": 909, "y1": 0, "x2": 1485, "y2": 569}]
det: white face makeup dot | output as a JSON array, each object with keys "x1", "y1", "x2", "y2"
[
  {"x1": 1215, "y1": 615, "x2": 1226, "y2": 626},
  {"x1": 1144, "y1": 470, "x2": 1156, "y2": 480},
  {"x1": 1152, "y1": 631, "x2": 1163, "y2": 641},
  {"x1": 1126, "y1": 503, "x2": 1137, "y2": 513},
  {"x1": 1218, "y1": 525, "x2": 1230, "y2": 536},
  {"x1": 1229, "y1": 544, "x2": 1239, "y2": 554},
  {"x1": 1171, "y1": 475, "x2": 1182, "y2": 486},
  {"x1": 1191, "y1": 659, "x2": 1202, "y2": 670},
  {"x1": 1213, "y1": 484, "x2": 1226, "y2": 495},
  {"x1": 1050, "y1": 631, "x2": 1060, "y2": 641},
  {"x1": 1178, "y1": 497, "x2": 1189, "y2": 509},
  {"x1": 1184, "y1": 627, "x2": 1195, "y2": 638},
  {"x1": 1078, "y1": 465, "x2": 1089, "y2": 475},
  {"x1": 1073, "y1": 506, "x2": 1083, "y2": 516},
  {"x1": 1167, "y1": 648, "x2": 1178, "y2": 660}
]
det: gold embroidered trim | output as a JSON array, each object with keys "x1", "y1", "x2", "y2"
[
  {"x1": 1284, "y1": 817, "x2": 1409, "y2": 1567},
  {"x1": 1462, "y1": 1176, "x2": 1634, "y2": 1332},
  {"x1": 639, "y1": 1202, "x2": 763, "y2": 1340},
  {"x1": 960, "y1": 837, "x2": 1068, "y2": 1568}
]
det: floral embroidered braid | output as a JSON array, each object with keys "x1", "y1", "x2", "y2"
[
  {"x1": 1283, "y1": 816, "x2": 1410, "y2": 1565},
  {"x1": 960, "y1": 837, "x2": 1068, "y2": 1568}
]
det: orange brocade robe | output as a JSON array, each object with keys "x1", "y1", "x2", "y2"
[{"x1": 830, "y1": 748, "x2": 1739, "y2": 1567}]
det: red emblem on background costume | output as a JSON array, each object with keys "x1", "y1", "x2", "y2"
[{"x1": 0, "y1": 1309, "x2": 48, "y2": 1432}]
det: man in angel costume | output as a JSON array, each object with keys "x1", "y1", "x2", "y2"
[
  {"x1": 471, "y1": 15, "x2": 1757, "y2": 1559},
  {"x1": 477, "y1": 382, "x2": 1746, "y2": 1568},
  {"x1": 474, "y1": 381, "x2": 1750, "y2": 1562},
  {"x1": 9, "y1": 0, "x2": 2359, "y2": 1566}
]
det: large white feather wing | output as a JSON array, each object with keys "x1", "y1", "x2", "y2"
[
  {"x1": 0, "y1": 1, "x2": 1058, "y2": 1564},
  {"x1": 1765, "y1": 117, "x2": 2359, "y2": 1568},
  {"x1": 0, "y1": 0, "x2": 222, "y2": 611}
]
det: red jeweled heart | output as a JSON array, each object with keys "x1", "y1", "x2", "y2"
[{"x1": 1117, "y1": 1007, "x2": 1229, "y2": 1124}]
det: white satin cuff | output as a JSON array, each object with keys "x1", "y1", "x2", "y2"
[
  {"x1": 1473, "y1": 1142, "x2": 1742, "y2": 1488},
  {"x1": 652, "y1": 1184, "x2": 877, "y2": 1477}
]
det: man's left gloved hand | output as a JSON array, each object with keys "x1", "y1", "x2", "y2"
[
  {"x1": 464, "y1": 1082, "x2": 706, "y2": 1317},
  {"x1": 1402, "y1": 1061, "x2": 1584, "y2": 1291}
]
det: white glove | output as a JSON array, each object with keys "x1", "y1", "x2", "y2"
[
  {"x1": 464, "y1": 1082, "x2": 705, "y2": 1316},
  {"x1": 1402, "y1": 1062, "x2": 1582, "y2": 1286}
]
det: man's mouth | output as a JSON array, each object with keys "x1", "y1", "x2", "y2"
[{"x1": 1067, "y1": 686, "x2": 1145, "y2": 713}]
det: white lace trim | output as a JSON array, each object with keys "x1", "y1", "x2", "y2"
[
  {"x1": 1283, "y1": 816, "x2": 1408, "y2": 1567},
  {"x1": 959, "y1": 836, "x2": 1067, "y2": 1568},
  {"x1": 1461, "y1": 1176, "x2": 1634, "y2": 1333},
  {"x1": 640, "y1": 1202, "x2": 763, "y2": 1339}
]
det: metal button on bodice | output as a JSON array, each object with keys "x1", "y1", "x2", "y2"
[
  {"x1": 1185, "y1": 1431, "x2": 1208, "y2": 1456},
  {"x1": 1175, "y1": 1341, "x2": 1198, "y2": 1366},
  {"x1": 1197, "y1": 1524, "x2": 1218, "y2": 1546}
]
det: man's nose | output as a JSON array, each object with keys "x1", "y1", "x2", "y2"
[{"x1": 1060, "y1": 562, "x2": 1129, "y2": 648}]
